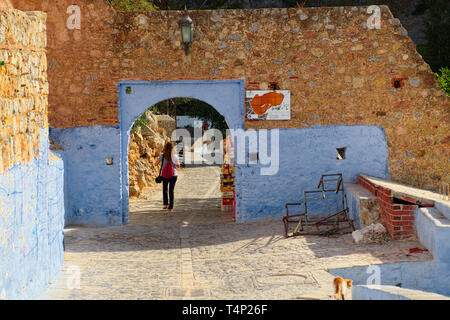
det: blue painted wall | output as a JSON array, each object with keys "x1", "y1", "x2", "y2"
[
  {"x1": 353, "y1": 285, "x2": 411, "y2": 300},
  {"x1": 436, "y1": 201, "x2": 450, "y2": 220},
  {"x1": 329, "y1": 260, "x2": 450, "y2": 297},
  {"x1": 352, "y1": 285, "x2": 449, "y2": 300},
  {"x1": 346, "y1": 189, "x2": 363, "y2": 229},
  {"x1": 234, "y1": 125, "x2": 389, "y2": 221},
  {"x1": 0, "y1": 129, "x2": 65, "y2": 299},
  {"x1": 415, "y1": 206, "x2": 450, "y2": 270},
  {"x1": 50, "y1": 124, "x2": 388, "y2": 225},
  {"x1": 50, "y1": 126, "x2": 122, "y2": 226}
]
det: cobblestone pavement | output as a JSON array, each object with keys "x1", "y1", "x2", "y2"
[{"x1": 39, "y1": 166, "x2": 432, "y2": 300}]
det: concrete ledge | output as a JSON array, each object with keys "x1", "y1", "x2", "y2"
[
  {"x1": 435, "y1": 201, "x2": 450, "y2": 220},
  {"x1": 353, "y1": 285, "x2": 450, "y2": 300},
  {"x1": 359, "y1": 174, "x2": 440, "y2": 207},
  {"x1": 345, "y1": 183, "x2": 379, "y2": 229},
  {"x1": 415, "y1": 207, "x2": 450, "y2": 262}
]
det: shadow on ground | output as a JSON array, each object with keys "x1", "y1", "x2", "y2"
[{"x1": 63, "y1": 195, "x2": 432, "y2": 269}]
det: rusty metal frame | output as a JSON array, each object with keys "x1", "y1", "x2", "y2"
[{"x1": 282, "y1": 174, "x2": 355, "y2": 238}]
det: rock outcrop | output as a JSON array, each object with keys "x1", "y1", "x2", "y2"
[
  {"x1": 128, "y1": 111, "x2": 175, "y2": 198},
  {"x1": 155, "y1": 114, "x2": 177, "y2": 139}
]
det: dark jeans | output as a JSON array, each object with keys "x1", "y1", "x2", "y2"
[{"x1": 162, "y1": 176, "x2": 178, "y2": 210}]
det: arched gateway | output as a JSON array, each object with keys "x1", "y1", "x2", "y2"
[{"x1": 119, "y1": 80, "x2": 245, "y2": 224}]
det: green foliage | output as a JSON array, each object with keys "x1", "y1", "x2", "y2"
[
  {"x1": 147, "y1": 104, "x2": 162, "y2": 114},
  {"x1": 151, "y1": 98, "x2": 229, "y2": 136},
  {"x1": 109, "y1": 0, "x2": 157, "y2": 11},
  {"x1": 210, "y1": 0, "x2": 228, "y2": 9},
  {"x1": 131, "y1": 113, "x2": 149, "y2": 133},
  {"x1": 436, "y1": 67, "x2": 450, "y2": 96},
  {"x1": 226, "y1": 0, "x2": 246, "y2": 9},
  {"x1": 175, "y1": 99, "x2": 229, "y2": 134},
  {"x1": 412, "y1": 0, "x2": 429, "y2": 15},
  {"x1": 417, "y1": 0, "x2": 450, "y2": 72}
]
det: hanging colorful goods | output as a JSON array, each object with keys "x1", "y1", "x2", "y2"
[
  {"x1": 220, "y1": 163, "x2": 235, "y2": 211},
  {"x1": 221, "y1": 136, "x2": 236, "y2": 213}
]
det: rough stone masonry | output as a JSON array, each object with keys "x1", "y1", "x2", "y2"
[{"x1": 10, "y1": 0, "x2": 449, "y2": 192}]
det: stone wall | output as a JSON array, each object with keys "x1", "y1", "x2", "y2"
[
  {"x1": 0, "y1": 8, "x2": 65, "y2": 299},
  {"x1": 0, "y1": 8, "x2": 48, "y2": 173},
  {"x1": 155, "y1": 114, "x2": 177, "y2": 139},
  {"x1": 0, "y1": 0, "x2": 13, "y2": 8},
  {"x1": 9, "y1": 0, "x2": 449, "y2": 193}
]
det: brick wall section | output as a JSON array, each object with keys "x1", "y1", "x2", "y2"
[
  {"x1": 358, "y1": 175, "x2": 417, "y2": 240},
  {"x1": 9, "y1": 0, "x2": 450, "y2": 191},
  {"x1": 0, "y1": 8, "x2": 48, "y2": 173},
  {"x1": 358, "y1": 174, "x2": 377, "y2": 196}
]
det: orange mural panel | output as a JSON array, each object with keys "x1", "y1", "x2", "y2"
[{"x1": 249, "y1": 91, "x2": 285, "y2": 116}]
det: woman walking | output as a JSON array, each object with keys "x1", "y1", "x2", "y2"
[{"x1": 155, "y1": 141, "x2": 181, "y2": 213}]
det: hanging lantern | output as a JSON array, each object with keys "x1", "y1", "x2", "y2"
[{"x1": 179, "y1": 7, "x2": 193, "y2": 55}]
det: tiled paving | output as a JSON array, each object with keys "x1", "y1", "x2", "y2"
[{"x1": 38, "y1": 166, "x2": 433, "y2": 300}]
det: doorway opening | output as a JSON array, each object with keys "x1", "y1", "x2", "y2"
[
  {"x1": 127, "y1": 97, "x2": 236, "y2": 223},
  {"x1": 119, "y1": 80, "x2": 244, "y2": 225}
]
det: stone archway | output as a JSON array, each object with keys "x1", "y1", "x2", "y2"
[{"x1": 118, "y1": 80, "x2": 244, "y2": 224}]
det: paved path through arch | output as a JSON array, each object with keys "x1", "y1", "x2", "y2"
[{"x1": 39, "y1": 166, "x2": 432, "y2": 300}]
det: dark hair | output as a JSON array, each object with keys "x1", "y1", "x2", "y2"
[{"x1": 163, "y1": 141, "x2": 174, "y2": 161}]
